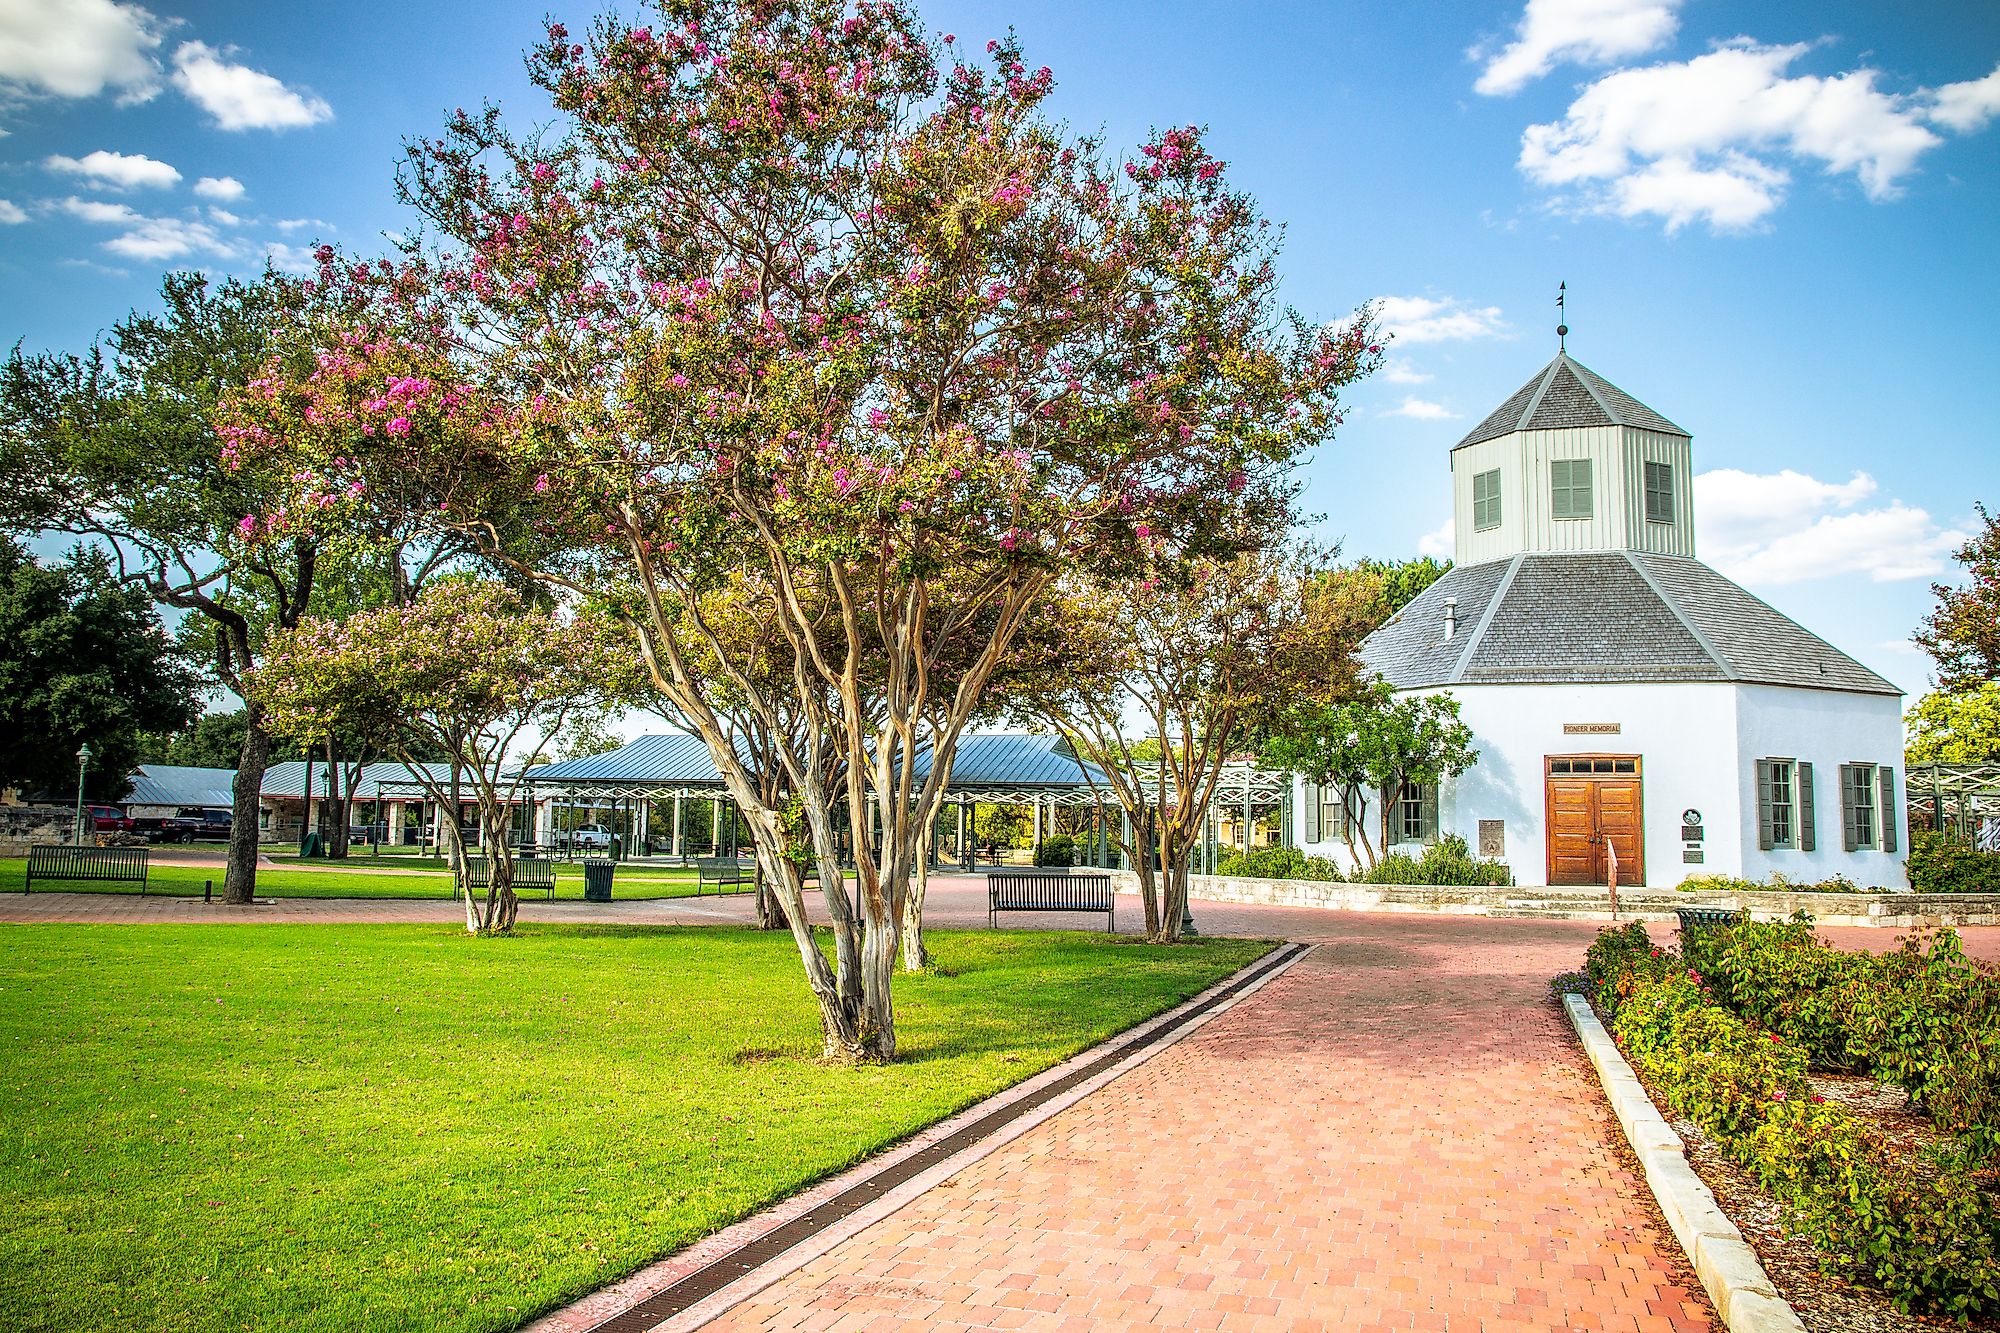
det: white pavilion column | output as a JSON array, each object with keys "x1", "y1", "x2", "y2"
[
  {"x1": 1031, "y1": 799, "x2": 1042, "y2": 852},
  {"x1": 534, "y1": 797, "x2": 554, "y2": 849},
  {"x1": 635, "y1": 800, "x2": 650, "y2": 856},
  {"x1": 710, "y1": 798, "x2": 722, "y2": 852},
  {"x1": 670, "y1": 794, "x2": 684, "y2": 858}
]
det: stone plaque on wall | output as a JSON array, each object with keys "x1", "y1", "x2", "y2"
[
  {"x1": 1478, "y1": 819, "x2": 1505, "y2": 857},
  {"x1": 1683, "y1": 848, "x2": 1705, "y2": 864}
]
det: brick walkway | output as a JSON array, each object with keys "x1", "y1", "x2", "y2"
[{"x1": 684, "y1": 914, "x2": 1714, "y2": 1333}]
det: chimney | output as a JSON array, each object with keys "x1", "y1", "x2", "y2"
[{"x1": 1443, "y1": 596, "x2": 1459, "y2": 641}]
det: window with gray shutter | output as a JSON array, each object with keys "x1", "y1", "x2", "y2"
[
  {"x1": 1757, "y1": 758, "x2": 1797, "y2": 849},
  {"x1": 1551, "y1": 459, "x2": 1593, "y2": 520},
  {"x1": 1798, "y1": 761, "x2": 1816, "y2": 852},
  {"x1": 1473, "y1": 469, "x2": 1502, "y2": 530},
  {"x1": 1302, "y1": 782, "x2": 1320, "y2": 843},
  {"x1": 1879, "y1": 766, "x2": 1898, "y2": 854},
  {"x1": 1840, "y1": 763, "x2": 1881, "y2": 851},
  {"x1": 1396, "y1": 782, "x2": 1437, "y2": 844},
  {"x1": 1644, "y1": 461, "x2": 1674, "y2": 524}
]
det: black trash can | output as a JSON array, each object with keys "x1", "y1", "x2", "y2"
[{"x1": 583, "y1": 858, "x2": 615, "y2": 903}]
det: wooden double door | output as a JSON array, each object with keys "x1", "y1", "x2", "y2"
[{"x1": 1545, "y1": 755, "x2": 1645, "y2": 886}]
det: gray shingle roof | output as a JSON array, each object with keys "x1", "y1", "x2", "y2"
[
  {"x1": 124, "y1": 764, "x2": 238, "y2": 809},
  {"x1": 1455, "y1": 353, "x2": 1688, "y2": 450},
  {"x1": 1358, "y1": 552, "x2": 1900, "y2": 696}
]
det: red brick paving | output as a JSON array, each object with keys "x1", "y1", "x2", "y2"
[{"x1": 695, "y1": 915, "x2": 1717, "y2": 1333}]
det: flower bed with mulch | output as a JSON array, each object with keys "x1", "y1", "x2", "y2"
[{"x1": 1557, "y1": 917, "x2": 2000, "y2": 1328}]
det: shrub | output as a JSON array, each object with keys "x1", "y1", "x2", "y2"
[
  {"x1": 1609, "y1": 970, "x2": 2000, "y2": 1317},
  {"x1": 1212, "y1": 845, "x2": 1344, "y2": 881},
  {"x1": 1356, "y1": 835, "x2": 1512, "y2": 886},
  {"x1": 1033, "y1": 834, "x2": 1076, "y2": 867},
  {"x1": 1908, "y1": 829, "x2": 2000, "y2": 894},
  {"x1": 1678, "y1": 871, "x2": 1868, "y2": 894},
  {"x1": 1302, "y1": 854, "x2": 1344, "y2": 882},
  {"x1": 1584, "y1": 921, "x2": 1681, "y2": 1016}
]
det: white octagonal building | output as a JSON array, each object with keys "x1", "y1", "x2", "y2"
[{"x1": 1299, "y1": 351, "x2": 1908, "y2": 889}]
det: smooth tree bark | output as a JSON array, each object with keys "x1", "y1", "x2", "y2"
[{"x1": 226, "y1": 1, "x2": 1376, "y2": 1056}]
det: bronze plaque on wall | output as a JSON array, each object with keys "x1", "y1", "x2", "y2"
[{"x1": 1478, "y1": 819, "x2": 1505, "y2": 857}]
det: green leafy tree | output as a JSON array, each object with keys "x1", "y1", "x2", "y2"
[
  {"x1": 1260, "y1": 679, "x2": 1479, "y2": 870},
  {"x1": 140, "y1": 709, "x2": 255, "y2": 770},
  {"x1": 0, "y1": 540, "x2": 201, "y2": 802},
  {"x1": 1029, "y1": 545, "x2": 1355, "y2": 941},
  {"x1": 1357, "y1": 555, "x2": 1451, "y2": 618},
  {"x1": 248, "y1": 580, "x2": 641, "y2": 933},
  {"x1": 223, "y1": 2, "x2": 1378, "y2": 1058},
  {"x1": 1916, "y1": 503, "x2": 1999, "y2": 692},
  {"x1": 1907, "y1": 684, "x2": 2000, "y2": 765}
]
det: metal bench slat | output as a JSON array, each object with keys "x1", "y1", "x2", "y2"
[{"x1": 23, "y1": 845, "x2": 151, "y2": 895}]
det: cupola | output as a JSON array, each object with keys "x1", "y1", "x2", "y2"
[{"x1": 1450, "y1": 352, "x2": 1694, "y2": 566}]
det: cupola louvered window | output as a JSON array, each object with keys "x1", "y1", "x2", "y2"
[
  {"x1": 1473, "y1": 468, "x2": 1502, "y2": 531},
  {"x1": 1550, "y1": 459, "x2": 1593, "y2": 520}
]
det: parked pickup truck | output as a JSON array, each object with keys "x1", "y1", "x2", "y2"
[
  {"x1": 133, "y1": 808, "x2": 234, "y2": 844},
  {"x1": 557, "y1": 824, "x2": 614, "y2": 851}
]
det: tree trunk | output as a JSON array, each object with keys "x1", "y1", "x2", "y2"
[
  {"x1": 223, "y1": 704, "x2": 272, "y2": 905},
  {"x1": 324, "y1": 739, "x2": 350, "y2": 860},
  {"x1": 477, "y1": 803, "x2": 517, "y2": 934},
  {"x1": 901, "y1": 788, "x2": 945, "y2": 973}
]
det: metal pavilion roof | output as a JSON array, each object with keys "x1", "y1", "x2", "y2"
[
  {"x1": 260, "y1": 760, "x2": 477, "y2": 801},
  {"x1": 124, "y1": 764, "x2": 238, "y2": 809},
  {"x1": 522, "y1": 731, "x2": 1114, "y2": 803},
  {"x1": 522, "y1": 731, "x2": 1291, "y2": 807}
]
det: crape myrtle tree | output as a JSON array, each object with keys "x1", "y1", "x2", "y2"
[
  {"x1": 226, "y1": 0, "x2": 1376, "y2": 1058},
  {"x1": 1028, "y1": 545, "x2": 1352, "y2": 942},
  {"x1": 0, "y1": 273, "x2": 472, "y2": 898},
  {"x1": 1259, "y1": 678, "x2": 1478, "y2": 871},
  {"x1": 247, "y1": 580, "x2": 640, "y2": 933}
]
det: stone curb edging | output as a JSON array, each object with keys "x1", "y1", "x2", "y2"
[
  {"x1": 1562, "y1": 993, "x2": 1805, "y2": 1333},
  {"x1": 526, "y1": 941, "x2": 1314, "y2": 1333}
]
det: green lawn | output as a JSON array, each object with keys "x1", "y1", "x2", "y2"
[
  {"x1": 0, "y1": 859, "x2": 706, "y2": 901},
  {"x1": 0, "y1": 924, "x2": 1268, "y2": 1332}
]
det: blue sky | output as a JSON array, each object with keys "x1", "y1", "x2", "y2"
[{"x1": 2, "y1": 0, "x2": 1996, "y2": 707}]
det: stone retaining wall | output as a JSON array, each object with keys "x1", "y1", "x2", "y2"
[
  {"x1": 1094, "y1": 868, "x2": 2000, "y2": 928},
  {"x1": 0, "y1": 806, "x2": 78, "y2": 858}
]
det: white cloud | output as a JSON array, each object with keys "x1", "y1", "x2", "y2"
[
  {"x1": 193, "y1": 174, "x2": 245, "y2": 201},
  {"x1": 273, "y1": 216, "x2": 330, "y2": 233},
  {"x1": 171, "y1": 41, "x2": 330, "y2": 130},
  {"x1": 1417, "y1": 518, "x2": 1455, "y2": 560},
  {"x1": 1930, "y1": 63, "x2": 2000, "y2": 133},
  {"x1": 57, "y1": 195, "x2": 142, "y2": 224},
  {"x1": 1696, "y1": 467, "x2": 1967, "y2": 585},
  {"x1": 1381, "y1": 360, "x2": 1434, "y2": 385},
  {"x1": 0, "y1": 199, "x2": 25, "y2": 224},
  {"x1": 45, "y1": 148, "x2": 180, "y2": 190},
  {"x1": 101, "y1": 214, "x2": 235, "y2": 261},
  {"x1": 1473, "y1": 0, "x2": 1682, "y2": 96},
  {"x1": 1381, "y1": 396, "x2": 1462, "y2": 421},
  {"x1": 206, "y1": 207, "x2": 241, "y2": 226},
  {"x1": 1518, "y1": 42, "x2": 1989, "y2": 232},
  {"x1": 261, "y1": 240, "x2": 319, "y2": 274},
  {"x1": 1375, "y1": 295, "x2": 1509, "y2": 344},
  {"x1": 0, "y1": 0, "x2": 167, "y2": 104}
]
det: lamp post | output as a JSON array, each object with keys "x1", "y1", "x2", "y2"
[{"x1": 73, "y1": 744, "x2": 91, "y2": 845}]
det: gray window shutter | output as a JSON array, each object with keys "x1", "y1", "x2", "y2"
[
  {"x1": 1302, "y1": 782, "x2": 1320, "y2": 843},
  {"x1": 1839, "y1": 764, "x2": 1859, "y2": 852},
  {"x1": 1880, "y1": 766, "x2": 1898, "y2": 854},
  {"x1": 1422, "y1": 785, "x2": 1439, "y2": 844},
  {"x1": 1798, "y1": 762, "x2": 1816, "y2": 852},
  {"x1": 1756, "y1": 760, "x2": 1776, "y2": 850}
]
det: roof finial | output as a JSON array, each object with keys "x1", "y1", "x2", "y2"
[{"x1": 1556, "y1": 280, "x2": 1569, "y2": 353}]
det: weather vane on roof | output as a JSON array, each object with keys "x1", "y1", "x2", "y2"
[{"x1": 1557, "y1": 281, "x2": 1569, "y2": 353}]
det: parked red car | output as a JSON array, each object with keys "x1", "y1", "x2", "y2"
[{"x1": 87, "y1": 805, "x2": 134, "y2": 833}]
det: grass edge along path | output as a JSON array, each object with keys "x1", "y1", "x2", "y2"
[
  {"x1": 0, "y1": 923, "x2": 1272, "y2": 1333},
  {"x1": 0, "y1": 858, "x2": 705, "y2": 901}
]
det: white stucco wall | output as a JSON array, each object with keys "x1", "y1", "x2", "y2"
[
  {"x1": 1293, "y1": 680, "x2": 1907, "y2": 889},
  {"x1": 1734, "y1": 683, "x2": 1907, "y2": 889}
]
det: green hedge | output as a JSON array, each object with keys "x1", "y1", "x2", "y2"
[
  {"x1": 1033, "y1": 834, "x2": 1076, "y2": 867},
  {"x1": 1582, "y1": 921, "x2": 2000, "y2": 1318},
  {"x1": 1908, "y1": 830, "x2": 2000, "y2": 894},
  {"x1": 1676, "y1": 871, "x2": 1864, "y2": 894},
  {"x1": 1215, "y1": 835, "x2": 1511, "y2": 886}
]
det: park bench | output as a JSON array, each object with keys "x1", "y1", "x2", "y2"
[
  {"x1": 24, "y1": 844, "x2": 150, "y2": 895},
  {"x1": 1675, "y1": 906, "x2": 1746, "y2": 933},
  {"x1": 987, "y1": 870, "x2": 1116, "y2": 932},
  {"x1": 459, "y1": 857, "x2": 558, "y2": 900},
  {"x1": 694, "y1": 857, "x2": 757, "y2": 896}
]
